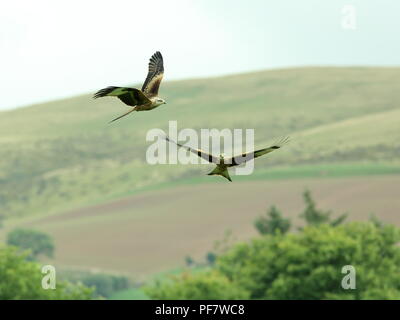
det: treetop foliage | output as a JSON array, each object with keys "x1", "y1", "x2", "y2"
[
  {"x1": 7, "y1": 228, "x2": 55, "y2": 260},
  {"x1": 0, "y1": 246, "x2": 93, "y2": 300},
  {"x1": 147, "y1": 222, "x2": 400, "y2": 300}
]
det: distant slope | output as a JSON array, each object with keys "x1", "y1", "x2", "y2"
[
  {"x1": 0, "y1": 67, "x2": 400, "y2": 218},
  {"x1": 2, "y1": 174, "x2": 399, "y2": 276}
]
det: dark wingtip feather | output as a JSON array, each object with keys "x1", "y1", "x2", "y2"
[
  {"x1": 272, "y1": 136, "x2": 291, "y2": 148},
  {"x1": 93, "y1": 86, "x2": 117, "y2": 99},
  {"x1": 150, "y1": 51, "x2": 163, "y2": 62}
]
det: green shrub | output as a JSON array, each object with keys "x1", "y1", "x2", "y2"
[
  {"x1": 80, "y1": 274, "x2": 130, "y2": 298},
  {"x1": 145, "y1": 271, "x2": 249, "y2": 300},
  {"x1": 7, "y1": 228, "x2": 54, "y2": 260},
  {"x1": 254, "y1": 205, "x2": 291, "y2": 235},
  {"x1": 58, "y1": 270, "x2": 130, "y2": 298},
  {"x1": 184, "y1": 255, "x2": 195, "y2": 267},
  {"x1": 206, "y1": 252, "x2": 217, "y2": 266},
  {"x1": 299, "y1": 190, "x2": 347, "y2": 227},
  {"x1": 147, "y1": 222, "x2": 400, "y2": 300},
  {"x1": 0, "y1": 246, "x2": 93, "y2": 299}
]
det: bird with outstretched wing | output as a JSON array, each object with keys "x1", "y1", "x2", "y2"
[
  {"x1": 93, "y1": 51, "x2": 166, "y2": 123},
  {"x1": 165, "y1": 136, "x2": 289, "y2": 182}
]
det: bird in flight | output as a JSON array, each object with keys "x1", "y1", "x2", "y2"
[
  {"x1": 93, "y1": 51, "x2": 166, "y2": 123},
  {"x1": 165, "y1": 136, "x2": 289, "y2": 182}
]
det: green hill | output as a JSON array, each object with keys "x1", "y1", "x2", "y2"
[
  {"x1": 1, "y1": 67, "x2": 400, "y2": 277},
  {"x1": 1, "y1": 67, "x2": 400, "y2": 219}
]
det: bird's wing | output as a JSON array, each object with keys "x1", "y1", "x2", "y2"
[
  {"x1": 93, "y1": 86, "x2": 151, "y2": 106},
  {"x1": 142, "y1": 51, "x2": 164, "y2": 97},
  {"x1": 227, "y1": 137, "x2": 290, "y2": 166},
  {"x1": 165, "y1": 136, "x2": 219, "y2": 164}
]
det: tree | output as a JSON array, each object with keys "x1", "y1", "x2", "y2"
[
  {"x1": 58, "y1": 270, "x2": 130, "y2": 298},
  {"x1": 185, "y1": 255, "x2": 195, "y2": 267},
  {"x1": 146, "y1": 222, "x2": 400, "y2": 300},
  {"x1": 80, "y1": 274, "x2": 115, "y2": 298},
  {"x1": 7, "y1": 228, "x2": 55, "y2": 260},
  {"x1": 299, "y1": 190, "x2": 347, "y2": 227},
  {"x1": 213, "y1": 229, "x2": 236, "y2": 255},
  {"x1": 0, "y1": 246, "x2": 93, "y2": 299},
  {"x1": 206, "y1": 251, "x2": 217, "y2": 266},
  {"x1": 369, "y1": 213, "x2": 385, "y2": 228},
  {"x1": 254, "y1": 205, "x2": 291, "y2": 235}
]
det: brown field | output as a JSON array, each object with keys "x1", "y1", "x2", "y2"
[{"x1": 8, "y1": 174, "x2": 400, "y2": 278}]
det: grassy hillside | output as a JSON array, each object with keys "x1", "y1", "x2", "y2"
[
  {"x1": 1, "y1": 67, "x2": 399, "y2": 219},
  {"x1": 1, "y1": 67, "x2": 400, "y2": 278},
  {"x1": 1, "y1": 173, "x2": 399, "y2": 277}
]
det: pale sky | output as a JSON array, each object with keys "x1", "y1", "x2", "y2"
[{"x1": 1, "y1": 0, "x2": 399, "y2": 110}]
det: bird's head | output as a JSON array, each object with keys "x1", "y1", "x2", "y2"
[
  {"x1": 219, "y1": 154, "x2": 225, "y2": 162},
  {"x1": 156, "y1": 98, "x2": 166, "y2": 106}
]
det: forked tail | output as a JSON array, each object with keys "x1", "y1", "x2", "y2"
[
  {"x1": 207, "y1": 167, "x2": 232, "y2": 182},
  {"x1": 109, "y1": 107, "x2": 137, "y2": 123}
]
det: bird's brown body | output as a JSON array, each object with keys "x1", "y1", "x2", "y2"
[
  {"x1": 93, "y1": 51, "x2": 166, "y2": 122},
  {"x1": 165, "y1": 137, "x2": 289, "y2": 182}
]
